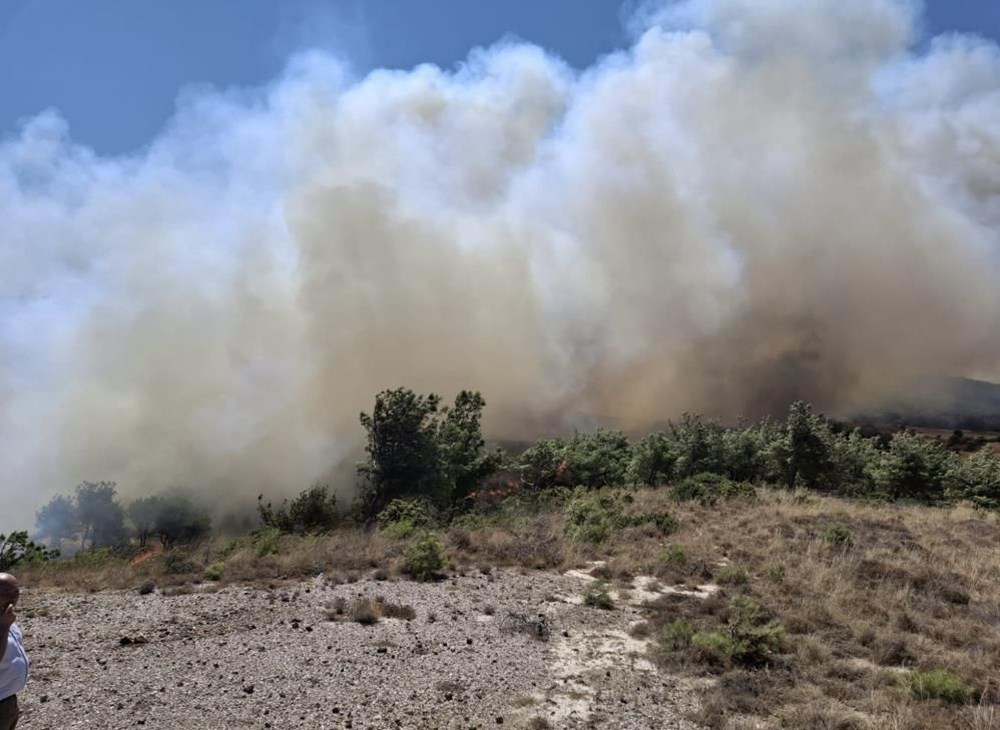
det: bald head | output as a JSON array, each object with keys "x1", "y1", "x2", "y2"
[{"x1": 0, "y1": 573, "x2": 18, "y2": 602}]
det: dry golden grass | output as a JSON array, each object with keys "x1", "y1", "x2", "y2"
[{"x1": 627, "y1": 490, "x2": 1000, "y2": 729}]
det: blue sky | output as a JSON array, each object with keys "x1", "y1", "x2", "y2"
[{"x1": 1, "y1": 0, "x2": 998, "y2": 156}]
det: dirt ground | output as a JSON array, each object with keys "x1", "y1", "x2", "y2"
[{"x1": 13, "y1": 568, "x2": 705, "y2": 729}]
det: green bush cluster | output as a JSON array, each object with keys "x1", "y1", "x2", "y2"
[
  {"x1": 378, "y1": 498, "x2": 434, "y2": 539},
  {"x1": 0, "y1": 531, "x2": 59, "y2": 571},
  {"x1": 401, "y1": 532, "x2": 447, "y2": 581},
  {"x1": 563, "y1": 490, "x2": 677, "y2": 543},
  {"x1": 257, "y1": 484, "x2": 338, "y2": 535},
  {"x1": 671, "y1": 473, "x2": 757, "y2": 506},
  {"x1": 903, "y1": 669, "x2": 972, "y2": 704},
  {"x1": 582, "y1": 579, "x2": 614, "y2": 609},
  {"x1": 690, "y1": 596, "x2": 785, "y2": 669}
]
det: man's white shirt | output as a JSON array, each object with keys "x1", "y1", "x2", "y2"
[{"x1": 0, "y1": 624, "x2": 28, "y2": 700}]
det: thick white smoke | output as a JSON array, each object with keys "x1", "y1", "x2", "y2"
[{"x1": 2, "y1": 0, "x2": 999, "y2": 530}]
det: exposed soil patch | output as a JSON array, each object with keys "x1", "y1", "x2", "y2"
[{"x1": 16, "y1": 568, "x2": 703, "y2": 729}]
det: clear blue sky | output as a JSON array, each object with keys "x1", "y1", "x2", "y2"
[{"x1": 1, "y1": 0, "x2": 998, "y2": 156}]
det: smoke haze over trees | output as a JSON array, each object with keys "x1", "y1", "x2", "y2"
[{"x1": 3, "y1": 0, "x2": 1000, "y2": 528}]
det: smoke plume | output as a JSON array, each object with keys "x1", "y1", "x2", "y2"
[{"x1": 2, "y1": 0, "x2": 999, "y2": 529}]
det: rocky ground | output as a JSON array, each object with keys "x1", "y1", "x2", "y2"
[{"x1": 14, "y1": 567, "x2": 707, "y2": 729}]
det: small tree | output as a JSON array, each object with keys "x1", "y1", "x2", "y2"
[
  {"x1": 358, "y1": 388, "x2": 444, "y2": 519},
  {"x1": 517, "y1": 438, "x2": 568, "y2": 491},
  {"x1": 776, "y1": 402, "x2": 833, "y2": 489},
  {"x1": 259, "y1": 485, "x2": 339, "y2": 534},
  {"x1": 0, "y1": 532, "x2": 58, "y2": 571},
  {"x1": 437, "y1": 391, "x2": 505, "y2": 501},
  {"x1": 127, "y1": 496, "x2": 163, "y2": 548},
  {"x1": 75, "y1": 481, "x2": 128, "y2": 549},
  {"x1": 35, "y1": 495, "x2": 79, "y2": 550},
  {"x1": 153, "y1": 497, "x2": 211, "y2": 549},
  {"x1": 629, "y1": 432, "x2": 677, "y2": 487},
  {"x1": 670, "y1": 414, "x2": 726, "y2": 479},
  {"x1": 947, "y1": 449, "x2": 1000, "y2": 509},
  {"x1": 874, "y1": 431, "x2": 953, "y2": 503}
]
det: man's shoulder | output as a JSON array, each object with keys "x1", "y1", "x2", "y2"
[{"x1": 8, "y1": 625, "x2": 22, "y2": 643}]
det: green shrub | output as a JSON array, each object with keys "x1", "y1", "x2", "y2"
[
  {"x1": 634, "y1": 511, "x2": 679, "y2": 536},
  {"x1": 252, "y1": 526, "x2": 283, "y2": 557},
  {"x1": 0, "y1": 531, "x2": 59, "y2": 571},
  {"x1": 661, "y1": 618, "x2": 694, "y2": 650},
  {"x1": 672, "y1": 473, "x2": 756, "y2": 506},
  {"x1": 204, "y1": 562, "x2": 224, "y2": 581},
  {"x1": 161, "y1": 551, "x2": 197, "y2": 575},
  {"x1": 378, "y1": 498, "x2": 434, "y2": 538},
  {"x1": 71, "y1": 546, "x2": 117, "y2": 568},
  {"x1": 401, "y1": 532, "x2": 447, "y2": 581},
  {"x1": 258, "y1": 484, "x2": 338, "y2": 534},
  {"x1": 692, "y1": 597, "x2": 785, "y2": 668},
  {"x1": 663, "y1": 544, "x2": 687, "y2": 566},
  {"x1": 767, "y1": 563, "x2": 786, "y2": 581},
  {"x1": 563, "y1": 491, "x2": 625, "y2": 543},
  {"x1": 381, "y1": 519, "x2": 419, "y2": 540},
  {"x1": 715, "y1": 564, "x2": 749, "y2": 586},
  {"x1": 903, "y1": 669, "x2": 972, "y2": 704},
  {"x1": 872, "y1": 431, "x2": 954, "y2": 503},
  {"x1": 947, "y1": 448, "x2": 1000, "y2": 509},
  {"x1": 691, "y1": 630, "x2": 739, "y2": 664},
  {"x1": 582, "y1": 579, "x2": 614, "y2": 609},
  {"x1": 629, "y1": 432, "x2": 678, "y2": 486},
  {"x1": 823, "y1": 523, "x2": 854, "y2": 548}
]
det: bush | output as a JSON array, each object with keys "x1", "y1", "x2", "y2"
[
  {"x1": 161, "y1": 551, "x2": 197, "y2": 575},
  {"x1": 401, "y1": 532, "x2": 447, "y2": 581},
  {"x1": 204, "y1": 563, "x2": 225, "y2": 581},
  {"x1": 563, "y1": 491, "x2": 626, "y2": 543},
  {"x1": 903, "y1": 669, "x2": 972, "y2": 704},
  {"x1": 137, "y1": 580, "x2": 157, "y2": 596},
  {"x1": 258, "y1": 484, "x2": 338, "y2": 534},
  {"x1": 629, "y1": 432, "x2": 677, "y2": 486},
  {"x1": 663, "y1": 544, "x2": 687, "y2": 566},
  {"x1": 873, "y1": 431, "x2": 954, "y2": 503},
  {"x1": 381, "y1": 520, "x2": 419, "y2": 540},
  {"x1": 0, "y1": 531, "x2": 58, "y2": 571},
  {"x1": 661, "y1": 618, "x2": 694, "y2": 650},
  {"x1": 947, "y1": 448, "x2": 1000, "y2": 509},
  {"x1": 672, "y1": 473, "x2": 756, "y2": 506},
  {"x1": 670, "y1": 414, "x2": 727, "y2": 479},
  {"x1": 634, "y1": 510, "x2": 679, "y2": 536},
  {"x1": 691, "y1": 597, "x2": 784, "y2": 668},
  {"x1": 691, "y1": 630, "x2": 739, "y2": 665},
  {"x1": 379, "y1": 498, "x2": 434, "y2": 527},
  {"x1": 563, "y1": 430, "x2": 633, "y2": 488},
  {"x1": 583, "y1": 579, "x2": 614, "y2": 609},
  {"x1": 715, "y1": 564, "x2": 749, "y2": 586},
  {"x1": 252, "y1": 526, "x2": 283, "y2": 558},
  {"x1": 518, "y1": 431, "x2": 632, "y2": 491},
  {"x1": 823, "y1": 524, "x2": 854, "y2": 548},
  {"x1": 350, "y1": 597, "x2": 382, "y2": 625},
  {"x1": 151, "y1": 497, "x2": 212, "y2": 548},
  {"x1": 378, "y1": 599, "x2": 416, "y2": 621},
  {"x1": 71, "y1": 547, "x2": 118, "y2": 568}
]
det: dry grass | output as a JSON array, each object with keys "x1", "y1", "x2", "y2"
[{"x1": 626, "y1": 490, "x2": 1000, "y2": 729}]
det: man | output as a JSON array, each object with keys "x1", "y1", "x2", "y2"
[{"x1": 0, "y1": 574, "x2": 27, "y2": 730}]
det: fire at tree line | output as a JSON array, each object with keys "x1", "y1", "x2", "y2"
[{"x1": 3, "y1": 387, "x2": 1000, "y2": 571}]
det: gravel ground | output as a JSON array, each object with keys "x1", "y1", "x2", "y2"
[{"x1": 14, "y1": 568, "x2": 705, "y2": 729}]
